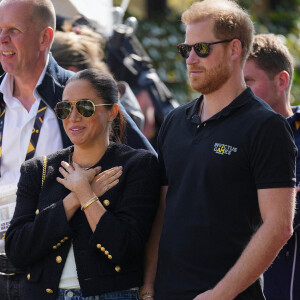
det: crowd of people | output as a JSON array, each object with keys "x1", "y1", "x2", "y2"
[{"x1": 0, "y1": 0, "x2": 299, "y2": 300}]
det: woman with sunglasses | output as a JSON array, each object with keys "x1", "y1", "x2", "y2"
[{"x1": 5, "y1": 69, "x2": 160, "y2": 300}]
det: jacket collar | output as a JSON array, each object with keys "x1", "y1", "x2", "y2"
[{"x1": 36, "y1": 53, "x2": 74, "y2": 109}]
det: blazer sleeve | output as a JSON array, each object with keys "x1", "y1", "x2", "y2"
[
  {"x1": 5, "y1": 158, "x2": 73, "y2": 269},
  {"x1": 89, "y1": 151, "x2": 160, "y2": 264}
]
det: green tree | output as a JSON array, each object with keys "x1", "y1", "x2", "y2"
[{"x1": 134, "y1": 0, "x2": 300, "y2": 104}]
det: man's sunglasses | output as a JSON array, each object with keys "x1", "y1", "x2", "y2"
[
  {"x1": 55, "y1": 99, "x2": 112, "y2": 120},
  {"x1": 177, "y1": 39, "x2": 233, "y2": 59}
]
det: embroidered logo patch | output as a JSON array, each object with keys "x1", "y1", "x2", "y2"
[{"x1": 214, "y1": 143, "x2": 237, "y2": 155}]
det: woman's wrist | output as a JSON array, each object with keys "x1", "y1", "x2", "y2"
[
  {"x1": 74, "y1": 183, "x2": 95, "y2": 205},
  {"x1": 64, "y1": 192, "x2": 80, "y2": 209},
  {"x1": 81, "y1": 196, "x2": 99, "y2": 211},
  {"x1": 139, "y1": 289, "x2": 154, "y2": 300}
]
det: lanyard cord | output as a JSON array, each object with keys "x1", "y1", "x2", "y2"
[{"x1": 0, "y1": 97, "x2": 47, "y2": 177}]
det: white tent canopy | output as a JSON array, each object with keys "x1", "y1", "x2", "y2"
[{"x1": 52, "y1": 0, "x2": 114, "y2": 36}]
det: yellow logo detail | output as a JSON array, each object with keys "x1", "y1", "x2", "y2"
[
  {"x1": 216, "y1": 144, "x2": 225, "y2": 154},
  {"x1": 214, "y1": 142, "x2": 237, "y2": 155},
  {"x1": 27, "y1": 142, "x2": 35, "y2": 153}
]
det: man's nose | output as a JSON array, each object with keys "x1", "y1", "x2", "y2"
[
  {"x1": 186, "y1": 48, "x2": 200, "y2": 65},
  {"x1": 0, "y1": 30, "x2": 9, "y2": 43}
]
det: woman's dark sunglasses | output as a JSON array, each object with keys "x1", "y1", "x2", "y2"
[
  {"x1": 177, "y1": 39, "x2": 233, "y2": 59},
  {"x1": 55, "y1": 99, "x2": 112, "y2": 120}
]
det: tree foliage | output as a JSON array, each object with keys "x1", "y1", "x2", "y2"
[{"x1": 134, "y1": 0, "x2": 300, "y2": 104}]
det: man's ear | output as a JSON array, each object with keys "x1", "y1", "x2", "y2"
[
  {"x1": 40, "y1": 26, "x2": 53, "y2": 50},
  {"x1": 230, "y1": 39, "x2": 242, "y2": 61},
  {"x1": 275, "y1": 70, "x2": 289, "y2": 93}
]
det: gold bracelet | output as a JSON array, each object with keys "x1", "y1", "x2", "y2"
[{"x1": 81, "y1": 196, "x2": 99, "y2": 211}]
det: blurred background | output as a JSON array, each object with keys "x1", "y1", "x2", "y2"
[{"x1": 113, "y1": 0, "x2": 300, "y2": 105}]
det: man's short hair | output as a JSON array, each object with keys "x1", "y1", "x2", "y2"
[
  {"x1": 249, "y1": 33, "x2": 294, "y2": 90},
  {"x1": 0, "y1": 0, "x2": 56, "y2": 30},
  {"x1": 32, "y1": 0, "x2": 56, "y2": 31},
  {"x1": 182, "y1": 0, "x2": 254, "y2": 65}
]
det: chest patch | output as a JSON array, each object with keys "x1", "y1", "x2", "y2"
[{"x1": 214, "y1": 143, "x2": 237, "y2": 156}]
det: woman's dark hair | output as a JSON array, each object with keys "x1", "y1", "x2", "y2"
[{"x1": 65, "y1": 68, "x2": 126, "y2": 143}]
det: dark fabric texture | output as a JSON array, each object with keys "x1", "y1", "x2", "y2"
[
  {"x1": 5, "y1": 143, "x2": 159, "y2": 299},
  {"x1": 155, "y1": 87, "x2": 296, "y2": 300},
  {"x1": 0, "y1": 273, "x2": 22, "y2": 300}
]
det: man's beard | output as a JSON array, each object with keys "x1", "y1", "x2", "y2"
[{"x1": 188, "y1": 59, "x2": 232, "y2": 95}]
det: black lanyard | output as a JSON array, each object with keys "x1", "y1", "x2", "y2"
[{"x1": 0, "y1": 97, "x2": 47, "y2": 177}]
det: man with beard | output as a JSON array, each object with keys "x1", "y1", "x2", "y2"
[{"x1": 139, "y1": 1, "x2": 297, "y2": 300}]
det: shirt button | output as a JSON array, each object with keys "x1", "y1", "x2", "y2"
[
  {"x1": 56, "y1": 256, "x2": 62, "y2": 263},
  {"x1": 197, "y1": 125, "x2": 200, "y2": 129},
  {"x1": 67, "y1": 291, "x2": 74, "y2": 297},
  {"x1": 203, "y1": 123, "x2": 206, "y2": 127},
  {"x1": 103, "y1": 199, "x2": 110, "y2": 207}
]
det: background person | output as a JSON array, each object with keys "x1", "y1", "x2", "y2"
[
  {"x1": 140, "y1": 1, "x2": 297, "y2": 300},
  {"x1": 244, "y1": 33, "x2": 300, "y2": 300},
  {"x1": 5, "y1": 69, "x2": 160, "y2": 300}
]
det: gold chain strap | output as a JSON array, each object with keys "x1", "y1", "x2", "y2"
[{"x1": 41, "y1": 155, "x2": 47, "y2": 187}]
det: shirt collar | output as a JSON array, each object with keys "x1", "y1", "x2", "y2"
[
  {"x1": 0, "y1": 54, "x2": 50, "y2": 106},
  {"x1": 186, "y1": 87, "x2": 253, "y2": 120}
]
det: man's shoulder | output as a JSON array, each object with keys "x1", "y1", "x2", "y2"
[
  {"x1": 37, "y1": 55, "x2": 74, "y2": 107},
  {"x1": 44, "y1": 55, "x2": 74, "y2": 87},
  {"x1": 241, "y1": 90, "x2": 286, "y2": 125}
]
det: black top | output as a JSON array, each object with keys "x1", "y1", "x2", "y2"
[
  {"x1": 155, "y1": 87, "x2": 297, "y2": 300},
  {"x1": 5, "y1": 143, "x2": 159, "y2": 299}
]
